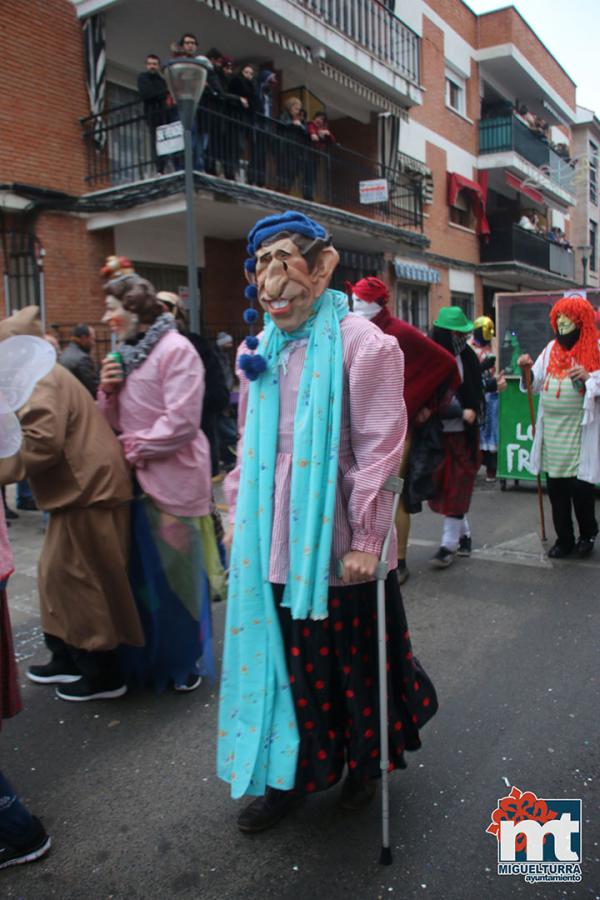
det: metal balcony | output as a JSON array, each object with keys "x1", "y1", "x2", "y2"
[
  {"x1": 295, "y1": 0, "x2": 420, "y2": 82},
  {"x1": 479, "y1": 116, "x2": 575, "y2": 195},
  {"x1": 81, "y1": 99, "x2": 424, "y2": 232},
  {"x1": 480, "y1": 224, "x2": 575, "y2": 279}
]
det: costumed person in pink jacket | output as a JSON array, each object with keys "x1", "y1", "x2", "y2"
[
  {"x1": 98, "y1": 258, "x2": 224, "y2": 692},
  {"x1": 348, "y1": 276, "x2": 459, "y2": 584},
  {"x1": 217, "y1": 211, "x2": 437, "y2": 833},
  {"x1": 0, "y1": 335, "x2": 54, "y2": 868}
]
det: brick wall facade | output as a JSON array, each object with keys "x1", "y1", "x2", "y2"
[
  {"x1": 0, "y1": 0, "x2": 89, "y2": 193},
  {"x1": 478, "y1": 9, "x2": 576, "y2": 109},
  {"x1": 0, "y1": 0, "x2": 579, "y2": 332},
  {"x1": 39, "y1": 215, "x2": 114, "y2": 325}
]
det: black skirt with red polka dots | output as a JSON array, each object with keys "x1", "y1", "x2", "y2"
[{"x1": 273, "y1": 572, "x2": 438, "y2": 795}]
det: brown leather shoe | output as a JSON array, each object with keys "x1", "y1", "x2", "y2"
[
  {"x1": 237, "y1": 787, "x2": 302, "y2": 834},
  {"x1": 339, "y1": 774, "x2": 377, "y2": 812}
]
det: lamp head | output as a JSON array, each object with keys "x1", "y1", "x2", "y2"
[{"x1": 164, "y1": 56, "x2": 211, "y2": 129}]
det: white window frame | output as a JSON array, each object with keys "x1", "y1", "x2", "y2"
[{"x1": 445, "y1": 65, "x2": 466, "y2": 116}]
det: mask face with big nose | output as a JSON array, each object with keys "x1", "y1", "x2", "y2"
[
  {"x1": 252, "y1": 236, "x2": 338, "y2": 333},
  {"x1": 102, "y1": 295, "x2": 139, "y2": 341}
]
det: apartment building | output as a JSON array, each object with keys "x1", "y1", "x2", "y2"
[
  {"x1": 571, "y1": 106, "x2": 600, "y2": 288},
  {"x1": 394, "y1": 1, "x2": 579, "y2": 330},
  {"x1": 0, "y1": 0, "x2": 584, "y2": 338}
]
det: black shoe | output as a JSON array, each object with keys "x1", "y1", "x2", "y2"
[
  {"x1": 55, "y1": 677, "x2": 127, "y2": 702},
  {"x1": 430, "y1": 546, "x2": 455, "y2": 568},
  {"x1": 237, "y1": 787, "x2": 302, "y2": 834},
  {"x1": 457, "y1": 535, "x2": 472, "y2": 557},
  {"x1": 396, "y1": 559, "x2": 410, "y2": 585},
  {"x1": 3, "y1": 506, "x2": 18, "y2": 520},
  {"x1": 27, "y1": 658, "x2": 81, "y2": 684},
  {"x1": 0, "y1": 817, "x2": 51, "y2": 870},
  {"x1": 16, "y1": 499, "x2": 37, "y2": 511},
  {"x1": 576, "y1": 537, "x2": 595, "y2": 558},
  {"x1": 548, "y1": 541, "x2": 575, "y2": 559},
  {"x1": 339, "y1": 775, "x2": 376, "y2": 812}
]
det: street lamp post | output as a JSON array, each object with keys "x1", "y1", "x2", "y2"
[
  {"x1": 577, "y1": 244, "x2": 592, "y2": 289},
  {"x1": 164, "y1": 56, "x2": 211, "y2": 334}
]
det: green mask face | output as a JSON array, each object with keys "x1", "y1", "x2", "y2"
[{"x1": 556, "y1": 313, "x2": 577, "y2": 335}]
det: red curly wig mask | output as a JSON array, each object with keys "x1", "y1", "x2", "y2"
[{"x1": 546, "y1": 295, "x2": 600, "y2": 394}]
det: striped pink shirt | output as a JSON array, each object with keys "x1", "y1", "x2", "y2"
[{"x1": 224, "y1": 313, "x2": 407, "y2": 585}]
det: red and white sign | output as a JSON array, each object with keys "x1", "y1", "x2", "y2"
[{"x1": 359, "y1": 178, "x2": 389, "y2": 204}]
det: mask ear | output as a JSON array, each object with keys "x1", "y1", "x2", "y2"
[{"x1": 309, "y1": 246, "x2": 340, "y2": 288}]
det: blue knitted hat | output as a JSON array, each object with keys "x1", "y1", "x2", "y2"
[
  {"x1": 246, "y1": 211, "x2": 328, "y2": 257},
  {"x1": 239, "y1": 211, "x2": 329, "y2": 381}
]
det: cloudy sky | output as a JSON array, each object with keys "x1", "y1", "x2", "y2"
[{"x1": 465, "y1": 0, "x2": 599, "y2": 112}]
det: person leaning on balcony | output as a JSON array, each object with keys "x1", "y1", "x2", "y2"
[
  {"x1": 229, "y1": 64, "x2": 262, "y2": 185},
  {"x1": 518, "y1": 212, "x2": 536, "y2": 232},
  {"x1": 278, "y1": 97, "x2": 313, "y2": 199},
  {"x1": 517, "y1": 295, "x2": 600, "y2": 560},
  {"x1": 307, "y1": 110, "x2": 336, "y2": 149},
  {"x1": 202, "y1": 46, "x2": 249, "y2": 179},
  {"x1": 137, "y1": 53, "x2": 169, "y2": 174}
]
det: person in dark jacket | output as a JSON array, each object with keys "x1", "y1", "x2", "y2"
[
  {"x1": 229, "y1": 64, "x2": 262, "y2": 184},
  {"x1": 428, "y1": 307, "x2": 483, "y2": 569},
  {"x1": 137, "y1": 54, "x2": 169, "y2": 174},
  {"x1": 156, "y1": 293, "x2": 229, "y2": 476},
  {"x1": 59, "y1": 324, "x2": 98, "y2": 398},
  {"x1": 202, "y1": 47, "x2": 248, "y2": 178}
]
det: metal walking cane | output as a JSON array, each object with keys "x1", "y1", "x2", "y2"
[
  {"x1": 339, "y1": 473, "x2": 404, "y2": 865},
  {"x1": 375, "y1": 474, "x2": 404, "y2": 865}
]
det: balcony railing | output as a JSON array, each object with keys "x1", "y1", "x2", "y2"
[
  {"x1": 295, "y1": 0, "x2": 420, "y2": 82},
  {"x1": 479, "y1": 116, "x2": 575, "y2": 194},
  {"x1": 81, "y1": 99, "x2": 423, "y2": 232},
  {"x1": 480, "y1": 224, "x2": 575, "y2": 279}
]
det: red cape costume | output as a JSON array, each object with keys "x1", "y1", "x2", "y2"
[{"x1": 371, "y1": 305, "x2": 459, "y2": 421}]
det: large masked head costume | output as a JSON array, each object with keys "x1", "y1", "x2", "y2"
[
  {"x1": 240, "y1": 210, "x2": 340, "y2": 380},
  {"x1": 218, "y1": 212, "x2": 348, "y2": 798},
  {"x1": 101, "y1": 257, "x2": 176, "y2": 375},
  {"x1": 546, "y1": 295, "x2": 600, "y2": 392}
]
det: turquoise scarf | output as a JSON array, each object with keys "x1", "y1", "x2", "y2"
[{"x1": 217, "y1": 289, "x2": 348, "y2": 798}]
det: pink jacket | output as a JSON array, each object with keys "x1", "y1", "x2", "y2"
[
  {"x1": 98, "y1": 331, "x2": 212, "y2": 517},
  {"x1": 225, "y1": 314, "x2": 407, "y2": 585}
]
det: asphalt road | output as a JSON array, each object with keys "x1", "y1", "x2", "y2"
[{"x1": 1, "y1": 479, "x2": 599, "y2": 900}]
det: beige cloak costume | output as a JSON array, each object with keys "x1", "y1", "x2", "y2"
[{"x1": 0, "y1": 307, "x2": 143, "y2": 652}]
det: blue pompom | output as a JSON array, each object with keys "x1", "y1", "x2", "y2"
[
  {"x1": 243, "y1": 307, "x2": 259, "y2": 324},
  {"x1": 244, "y1": 284, "x2": 258, "y2": 302},
  {"x1": 244, "y1": 258, "x2": 256, "y2": 273},
  {"x1": 239, "y1": 353, "x2": 267, "y2": 381},
  {"x1": 245, "y1": 335, "x2": 259, "y2": 350}
]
